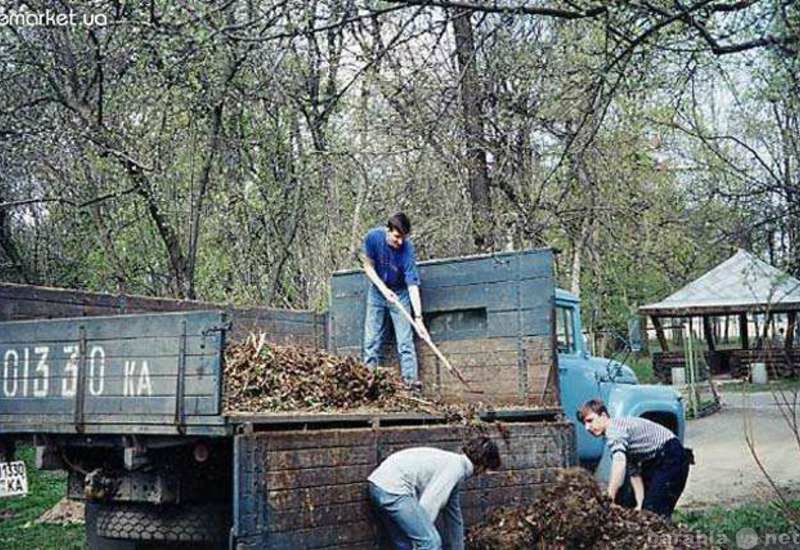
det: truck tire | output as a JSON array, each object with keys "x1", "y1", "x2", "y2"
[
  {"x1": 85, "y1": 502, "x2": 138, "y2": 550},
  {"x1": 94, "y1": 502, "x2": 230, "y2": 543}
]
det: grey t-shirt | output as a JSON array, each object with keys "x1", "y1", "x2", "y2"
[{"x1": 368, "y1": 447, "x2": 474, "y2": 521}]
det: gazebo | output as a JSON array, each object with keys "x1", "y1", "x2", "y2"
[{"x1": 639, "y1": 249, "x2": 800, "y2": 383}]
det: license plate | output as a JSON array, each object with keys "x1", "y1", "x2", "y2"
[{"x1": 0, "y1": 461, "x2": 28, "y2": 497}]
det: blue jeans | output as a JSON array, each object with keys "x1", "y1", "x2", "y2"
[
  {"x1": 368, "y1": 482, "x2": 464, "y2": 550},
  {"x1": 363, "y1": 285, "x2": 419, "y2": 383}
]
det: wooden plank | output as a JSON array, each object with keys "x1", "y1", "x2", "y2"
[
  {"x1": 0, "y1": 311, "x2": 226, "y2": 344},
  {"x1": 0, "y1": 283, "x2": 320, "y2": 321},
  {"x1": 266, "y1": 520, "x2": 378, "y2": 550},
  {"x1": 257, "y1": 429, "x2": 379, "y2": 451},
  {"x1": 377, "y1": 422, "x2": 570, "y2": 444},
  {"x1": 268, "y1": 482, "x2": 368, "y2": 511},
  {"x1": 0, "y1": 398, "x2": 72, "y2": 414},
  {"x1": 266, "y1": 464, "x2": 375, "y2": 491},
  {"x1": 269, "y1": 501, "x2": 373, "y2": 532},
  {"x1": 487, "y1": 310, "x2": 551, "y2": 338},
  {"x1": 331, "y1": 249, "x2": 554, "y2": 295},
  {"x1": 266, "y1": 445, "x2": 375, "y2": 470},
  {"x1": 330, "y1": 302, "x2": 367, "y2": 346},
  {"x1": 0, "y1": 373, "x2": 217, "y2": 399},
  {"x1": 379, "y1": 438, "x2": 564, "y2": 471},
  {"x1": 0, "y1": 338, "x2": 218, "y2": 363},
  {"x1": 0, "y1": 347, "x2": 219, "y2": 378},
  {"x1": 0, "y1": 414, "x2": 229, "y2": 436},
  {"x1": 0, "y1": 412, "x2": 226, "y2": 425},
  {"x1": 81, "y1": 395, "x2": 216, "y2": 416},
  {"x1": 332, "y1": 299, "x2": 551, "y2": 336}
]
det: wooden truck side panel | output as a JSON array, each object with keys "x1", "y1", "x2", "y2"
[
  {"x1": 0, "y1": 283, "x2": 327, "y2": 349},
  {"x1": 0, "y1": 310, "x2": 226, "y2": 433},
  {"x1": 329, "y1": 249, "x2": 558, "y2": 405},
  {"x1": 232, "y1": 420, "x2": 576, "y2": 550}
]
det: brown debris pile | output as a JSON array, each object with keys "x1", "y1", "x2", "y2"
[
  {"x1": 224, "y1": 334, "x2": 431, "y2": 413},
  {"x1": 36, "y1": 497, "x2": 85, "y2": 525},
  {"x1": 467, "y1": 469, "x2": 715, "y2": 550}
]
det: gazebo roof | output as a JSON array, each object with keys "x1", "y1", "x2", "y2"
[{"x1": 639, "y1": 249, "x2": 800, "y2": 317}]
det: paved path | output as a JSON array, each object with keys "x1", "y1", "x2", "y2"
[{"x1": 679, "y1": 391, "x2": 800, "y2": 509}]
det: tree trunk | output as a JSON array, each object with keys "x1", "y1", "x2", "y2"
[{"x1": 452, "y1": 9, "x2": 493, "y2": 251}]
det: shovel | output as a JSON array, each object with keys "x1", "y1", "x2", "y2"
[{"x1": 387, "y1": 294, "x2": 483, "y2": 395}]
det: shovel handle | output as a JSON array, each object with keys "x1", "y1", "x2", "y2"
[{"x1": 388, "y1": 295, "x2": 482, "y2": 394}]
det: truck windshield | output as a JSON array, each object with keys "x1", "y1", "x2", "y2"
[{"x1": 556, "y1": 306, "x2": 575, "y2": 354}]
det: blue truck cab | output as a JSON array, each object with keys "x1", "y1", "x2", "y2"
[{"x1": 554, "y1": 288, "x2": 685, "y2": 476}]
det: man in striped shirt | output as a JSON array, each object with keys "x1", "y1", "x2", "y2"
[{"x1": 577, "y1": 399, "x2": 692, "y2": 518}]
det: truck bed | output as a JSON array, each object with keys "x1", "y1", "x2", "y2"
[{"x1": 1, "y1": 249, "x2": 561, "y2": 438}]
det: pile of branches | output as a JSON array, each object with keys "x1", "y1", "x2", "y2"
[
  {"x1": 467, "y1": 469, "x2": 716, "y2": 550},
  {"x1": 224, "y1": 333, "x2": 432, "y2": 413}
]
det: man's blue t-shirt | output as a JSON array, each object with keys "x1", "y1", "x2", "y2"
[{"x1": 364, "y1": 227, "x2": 420, "y2": 290}]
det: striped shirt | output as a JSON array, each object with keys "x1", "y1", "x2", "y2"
[{"x1": 606, "y1": 417, "x2": 676, "y2": 475}]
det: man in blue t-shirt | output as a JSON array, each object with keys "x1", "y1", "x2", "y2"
[{"x1": 362, "y1": 212, "x2": 429, "y2": 387}]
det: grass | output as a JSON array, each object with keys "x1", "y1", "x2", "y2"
[
  {"x1": 0, "y1": 446, "x2": 84, "y2": 550},
  {"x1": 677, "y1": 500, "x2": 800, "y2": 549}
]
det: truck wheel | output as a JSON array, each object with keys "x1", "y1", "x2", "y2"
[{"x1": 94, "y1": 502, "x2": 230, "y2": 543}]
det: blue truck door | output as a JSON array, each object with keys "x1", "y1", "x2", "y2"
[{"x1": 555, "y1": 302, "x2": 606, "y2": 463}]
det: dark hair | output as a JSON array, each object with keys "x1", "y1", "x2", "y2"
[
  {"x1": 387, "y1": 212, "x2": 411, "y2": 236},
  {"x1": 463, "y1": 436, "x2": 501, "y2": 471},
  {"x1": 576, "y1": 399, "x2": 609, "y2": 423}
]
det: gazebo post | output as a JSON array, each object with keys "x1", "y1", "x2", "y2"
[
  {"x1": 651, "y1": 316, "x2": 669, "y2": 352},
  {"x1": 762, "y1": 312, "x2": 773, "y2": 342},
  {"x1": 739, "y1": 313, "x2": 749, "y2": 349},
  {"x1": 702, "y1": 315, "x2": 716, "y2": 352},
  {"x1": 787, "y1": 312, "x2": 796, "y2": 350}
]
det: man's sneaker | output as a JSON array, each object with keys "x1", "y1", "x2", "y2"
[{"x1": 407, "y1": 380, "x2": 424, "y2": 394}]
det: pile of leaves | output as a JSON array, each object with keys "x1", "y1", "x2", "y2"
[
  {"x1": 467, "y1": 469, "x2": 716, "y2": 550},
  {"x1": 36, "y1": 498, "x2": 85, "y2": 526},
  {"x1": 224, "y1": 333, "x2": 434, "y2": 413}
]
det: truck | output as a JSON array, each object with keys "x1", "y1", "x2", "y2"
[
  {"x1": 0, "y1": 248, "x2": 684, "y2": 549},
  {"x1": 552, "y1": 289, "x2": 685, "y2": 479}
]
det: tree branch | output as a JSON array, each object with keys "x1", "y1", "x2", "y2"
[{"x1": 383, "y1": 0, "x2": 607, "y2": 19}]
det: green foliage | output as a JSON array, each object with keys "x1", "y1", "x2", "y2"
[
  {"x1": 0, "y1": 447, "x2": 84, "y2": 550},
  {"x1": 0, "y1": 0, "x2": 795, "y2": 321},
  {"x1": 677, "y1": 501, "x2": 800, "y2": 549},
  {"x1": 626, "y1": 354, "x2": 655, "y2": 384}
]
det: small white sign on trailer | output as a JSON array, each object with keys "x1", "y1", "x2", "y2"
[{"x1": 0, "y1": 461, "x2": 28, "y2": 498}]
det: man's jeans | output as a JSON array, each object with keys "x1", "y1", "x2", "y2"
[
  {"x1": 368, "y1": 482, "x2": 464, "y2": 550},
  {"x1": 641, "y1": 438, "x2": 691, "y2": 518},
  {"x1": 363, "y1": 285, "x2": 419, "y2": 383}
]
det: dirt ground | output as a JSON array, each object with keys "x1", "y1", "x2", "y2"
[{"x1": 679, "y1": 391, "x2": 800, "y2": 509}]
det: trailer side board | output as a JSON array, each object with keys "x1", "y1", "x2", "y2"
[
  {"x1": 329, "y1": 249, "x2": 558, "y2": 406},
  {"x1": 232, "y1": 420, "x2": 576, "y2": 550},
  {"x1": 0, "y1": 310, "x2": 227, "y2": 434}
]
